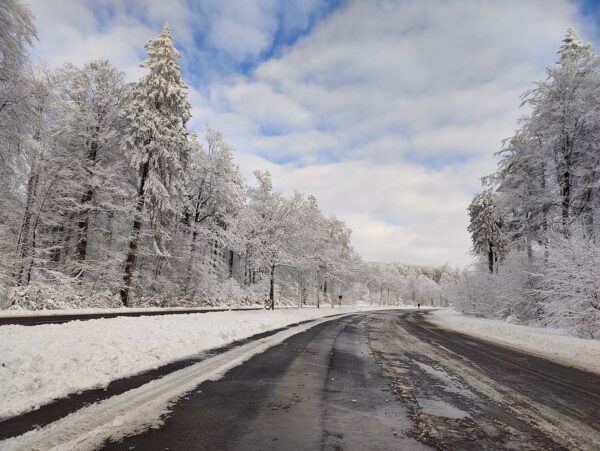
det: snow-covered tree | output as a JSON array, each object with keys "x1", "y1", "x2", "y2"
[
  {"x1": 55, "y1": 61, "x2": 128, "y2": 264},
  {"x1": 0, "y1": 0, "x2": 36, "y2": 119},
  {"x1": 457, "y1": 29, "x2": 600, "y2": 337},
  {"x1": 543, "y1": 231, "x2": 600, "y2": 338},
  {"x1": 237, "y1": 171, "x2": 308, "y2": 309},
  {"x1": 0, "y1": 0, "x2": 37, "y2": 299},
  {"x1": 120, "y1": 24, "x2": 191, "y2": 306},
  {"x1": 524, "y1": 29, "x2": 599, "y2": 236},
  {"x1": 179, "y1": 129, "x2": 244, "y2": 299},
  {"x1": 467, "y1": 191, "x2": 507, "y2": 273}
]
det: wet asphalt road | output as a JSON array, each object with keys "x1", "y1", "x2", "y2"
[
  {"x1": 102, "y1": 313, "x2": 427, "y2": 451},
  {"x1": 100, "y1": 310, "x2": 600, "y2": 451}
]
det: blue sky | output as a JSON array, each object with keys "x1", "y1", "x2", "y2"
[{"x1": 24, "y1": 0, "x2": 600, "y2": 266}]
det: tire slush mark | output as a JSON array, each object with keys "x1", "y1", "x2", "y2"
[
  {"x1": 391, "y1": 315, "x2": 598, "y2": 450},
  {"x1": 370, "y1": 325, "x2": 564, "y2": 450},
  {"x1": 320, "y1": 316, "x2": 429, "y2": 451},
  {"x1": 369, "y1": 345, "x2": 446, "y2": 450},
  {"x1": 368, "y1": 313, "x2": 598, "y2": 450},
  {"x1": 402, "y1": 321, "x2": 595, "y2": 424}
]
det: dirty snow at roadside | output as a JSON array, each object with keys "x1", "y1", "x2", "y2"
[
  {"x1": 430, "y1": 309, "x2": 600, "y2": 374},
  {"x1": 0, "y1": 307, "x2": 379, "y2": 419}
]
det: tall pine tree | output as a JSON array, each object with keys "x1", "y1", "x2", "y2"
[
  {"x1": 467, "y1": 191, "x2": 507, "y2": 273},
  {"x1": 120, "y1": 24, "x2": 191, "y2": 306}
]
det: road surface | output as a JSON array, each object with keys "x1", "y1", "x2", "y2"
[
  {"x1": 2, "y1": 310, "x2": 599, "y2": 450},
  {"x1": 101, "y1": 310, "x2": 599, "y2": 450}
]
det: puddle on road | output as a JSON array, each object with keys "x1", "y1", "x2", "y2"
[
  {"x1": 417, "y1": 398, "x2": 470, "y2": 419},
  {"x1": 414, "y1": 361, "x2": 477, "y2": 400}
]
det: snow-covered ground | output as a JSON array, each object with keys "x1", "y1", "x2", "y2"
[
  {"x1": 0, "y1": 305, "x2": 387, "y2": 420},
  {"x1": 430, "y1": 309, "x2": 600, "y2": 374},
  {"x1": 1, "y1": 317, "x2": 336, "y2": 450}
]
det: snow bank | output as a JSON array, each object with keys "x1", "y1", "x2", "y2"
[
  {"x1": 430, "y1": 309, "x2": 600, "y2": 374},
  {"x1": 0, "y1": 306, "x2": 382, "y2": 419},
  {"x1": 2, "y1": 318, "x2": 334, "y2": 450}
]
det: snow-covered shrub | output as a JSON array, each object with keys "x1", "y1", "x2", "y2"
[
  {"x1": 542, "y1": 232, "x2": 600, "y2": 338},
  {"x1": 9, "y1": 278, "x2": 121, "y2": 310},
  {"x1": 239, "y1": 280, "x2": 270, "y2": 306},
  {"x1": 448, "y1": 251, "x2": 542, "y2": 323},
  {"x1": 213, "y1": 278, "x2": 252, "y2": 306}
]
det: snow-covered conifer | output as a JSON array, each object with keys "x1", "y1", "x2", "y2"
[
  {"x1": 120, "y1": 24, "x2": 192, "y2": 306},
  {"x1": 467, "y1": 191, "x2": 507, "y2": 273}
]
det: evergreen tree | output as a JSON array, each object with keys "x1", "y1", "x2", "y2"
[
  {"x1": 120, "y1": 24, "x2": 191, "y2": 306},
  {"x1": 467, "y1": 191, "x2": 506, "y2": 273}
]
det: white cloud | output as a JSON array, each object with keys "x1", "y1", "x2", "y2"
[
  {"x1": 22, "y1": 0, "x2": 596, "y2": 266},
  {"x1": 232, "y1": 151, "x2": 493, "y2": 265},
  {"x1": 194, "y1": 0, "x2": 588, "y2": 265}
]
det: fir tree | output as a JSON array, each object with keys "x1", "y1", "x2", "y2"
[
  {"x1": 467, "y1": 191, "x2": 507, "y2": 273},
  {"x1": 120, "y1": 24, "x2": 191, "y2": 306}
]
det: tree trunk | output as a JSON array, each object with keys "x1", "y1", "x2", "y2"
[
  {"x1": 184, "y1": 224, "x2": 199, "y2": 294},
  {"x1": 269, "y1": 263, "x2": 275, "y2": 310},
  {"x1": 228, "y1": 250, "x2": 234, "y2": 278},
  {"x1": 16, "y1": 160, "x2": 40, "y2": 286},
  {"x1": 316, "y1": 276, "x2": 320, "y2": 309},
  {"x1": 561, "y1": 168, "x2": 571, "y2": 235},
  {"x1": 560, "y1": 135, "x2": 572, "y2": 236},
  {"x1": 540, "y1": 161, "x2": 549, "y2": 261},
  {"x1": 120, "y1": 160, "x2": 149, "y2": 307},
  {"x1": 330, "y1": 279, "x2": 335, "y2": 308},
  {"x1": 75, "y1": 188, "x2": 93, "y2": 262},
  {"x1": 75, "y1": 136, "x2": 98, "y2": 263},
  {"x1": 488, "y1": 246, "x2": 494, "y2": 274}
]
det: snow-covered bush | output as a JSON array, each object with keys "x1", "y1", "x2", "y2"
[
  {"x1": 9, "y1": 278, "x2": 121, "y2": 310},
  {"x1": 213, "y1": 278, "x2": 258, "y2": 306},
  {"x1": 542, "y1": 232, "x2": 600, "y2": 338},
  {"x1": 449, "y1": 252, "x2": 542, "y2": 322}
]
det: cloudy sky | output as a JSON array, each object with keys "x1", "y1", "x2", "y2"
[{"x1": 23, "y1": 0, "x2": 600, "y2": 266}]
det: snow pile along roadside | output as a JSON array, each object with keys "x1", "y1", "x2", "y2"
[
  {"x1": 1, "y1": 317, "x2": 334, "y2": 450},
  {"x1": 430, "y1": 309, "x2": 600, "y2": 374},
  {"x1": 0, "y1": 307, "x2": 378, "y2": 420}
]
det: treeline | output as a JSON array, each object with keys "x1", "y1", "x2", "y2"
[
  {"x1": 0, "y1": 2, "x2": 452, "y2": 310},
  {"x1": 458, "y1": 29, "x2": 600, "y2": 338},
  {"x1": 366, "y1": 263, "x2": 457, "y2": 307}
]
